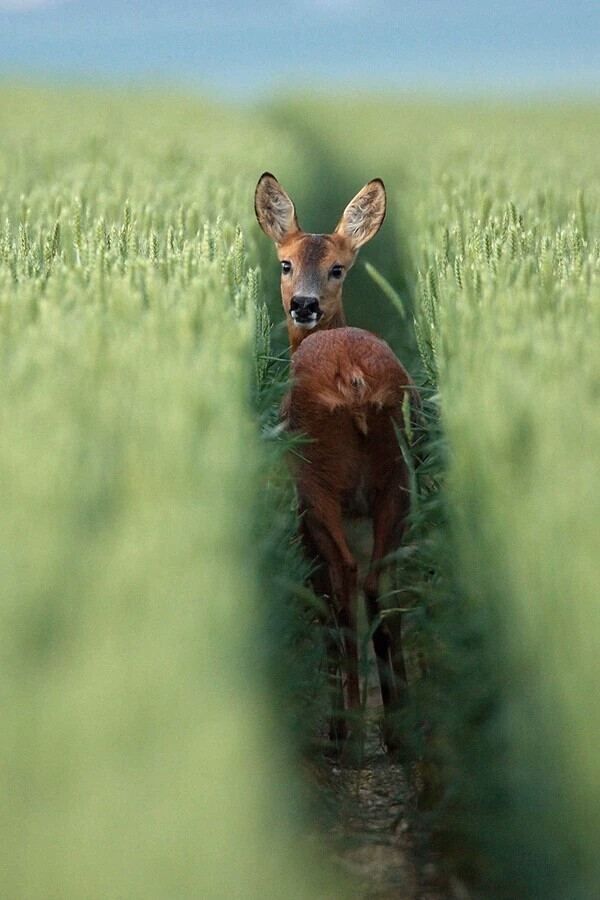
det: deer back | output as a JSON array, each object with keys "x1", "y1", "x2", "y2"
[{"x1": 286, "y1": 328, "x2": 417, "y2": 513}]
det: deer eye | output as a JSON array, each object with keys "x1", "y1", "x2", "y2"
[
  {"x1": 330, "y1": 264, "x2": 344, "y2": 279},
  {"x1": 281, "y1": 260, "x2": 292, "y2": 275}
]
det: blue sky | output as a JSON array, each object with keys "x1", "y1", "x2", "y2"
[{"x1": 1, "y1": 0, "x2": 599, "y2": 97}]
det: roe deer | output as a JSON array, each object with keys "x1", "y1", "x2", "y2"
[{"x1": 255, "y1": 173, "x2": 420, "y2": 758}]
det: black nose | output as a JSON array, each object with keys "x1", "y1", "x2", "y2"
[{"x1": 290, "y1": 296, "x2": 320, "y2": 319}]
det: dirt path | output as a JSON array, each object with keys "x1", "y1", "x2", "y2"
[
  {"x1": 319, "y1": 726, "x2": 443, "y2": 898},
  {"x1": 312, "y1": 674, "x2": 461, "y2": 899},
  {"x1": 302, "y1": 529, "x2": 461, "y2": 898}
]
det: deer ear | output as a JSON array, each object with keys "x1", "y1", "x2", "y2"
[
  {"x1": 254, "y1": 173, "x2": 301, "y2": 244},
  {"x1": 335, "y1": 179, "x2": 386, "y2": 250}
]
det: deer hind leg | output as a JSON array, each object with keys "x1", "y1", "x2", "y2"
[
  {"x1": 299, "y1": 520, "x2": 346, "y2": 745},
  {"x1": 301, "y1": 504, "x2": 361, "y2": 742},
  {"x1": 363, "y1": 485, "x2": 410, "y2": 757}
]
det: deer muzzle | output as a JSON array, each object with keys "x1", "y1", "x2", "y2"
[{"x1": 290, "y1": 295, "x2": 323, "y2": 328}]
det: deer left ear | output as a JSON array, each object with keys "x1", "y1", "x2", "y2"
[
  {"x1": 254, "y1": 172, "x2": 301, "y2": 245},
  {"x1": 335, "y1": 179, "x2": 386, "y2": 250}
]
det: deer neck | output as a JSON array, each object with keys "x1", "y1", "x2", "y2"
[{"x1": 288, "y1": 307, "x2": 346, "y2": 355}]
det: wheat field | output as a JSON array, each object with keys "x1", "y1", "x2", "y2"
[{"x1": 1, "y1": 85, "x2": 600, "y2": 897}]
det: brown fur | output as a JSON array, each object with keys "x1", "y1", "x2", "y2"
[
  {"x1": 255, "y1": 173, "x2": 386, "y2": 355},
  {"x1": 255, "y1": 174, "x2": 418, "y2": 757},
  {"x1": 287, "y1": 328, "x2": 418, "y2": 752}
]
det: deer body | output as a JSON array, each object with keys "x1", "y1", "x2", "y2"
[{"x1": 255, "y1": 173, "x2": 418, "y2": 755}]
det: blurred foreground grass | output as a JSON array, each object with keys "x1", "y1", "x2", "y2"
[
  {"x1": 0, "y1": 86, "x2": 340, "y2": 897},
  {"x1": 279, "y1": 95, "x2": 600, "y2": 896},
  {"x1": 3, "y1": 84, "x2": 600, "y2": 898}
]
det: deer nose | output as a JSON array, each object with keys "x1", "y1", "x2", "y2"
[{"x1": 290, "y1": 296, "x2": 320, "y2": 321}]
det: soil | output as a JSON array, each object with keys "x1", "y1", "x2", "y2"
[
  {"x1": 310, "y1": 676, "x2": 468, "y2": 900},
  {"x1": 303, "y1": 526, "x2": 468, "y2": 899}
]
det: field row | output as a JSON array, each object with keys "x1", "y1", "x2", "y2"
[{"x1": 2, "y1": 86, "x2": 600, "y2": 897}]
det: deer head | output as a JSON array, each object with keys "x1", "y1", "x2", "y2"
[{"x1": 254, "y1": 173, "x2": 386, "y2": 353}]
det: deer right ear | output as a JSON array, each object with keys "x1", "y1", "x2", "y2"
[
  {"x1": 254, "y1": 173, "x2": 301, "y2": 244},
  {"x1": 335, "y1": 179, "x2": 386, "y2": 251}
]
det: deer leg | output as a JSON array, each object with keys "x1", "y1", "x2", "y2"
[
  {"x1": 299, "y1": 521, "x2": 346, "y2": 744},
  {"x1": 363, "y1": 486, "x2": 410, "y2": 756},
  {"x1": 301, "y1": 505, "x2": 361, "y2": 733}
]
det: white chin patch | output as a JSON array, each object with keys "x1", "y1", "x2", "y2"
[{"x1": 290, "y1": 313, "x2": 318, "y2": 330}]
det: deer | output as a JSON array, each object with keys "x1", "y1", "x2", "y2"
[{"x1": 255, "y1": 173, "x2": 421, "y2": 760}]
